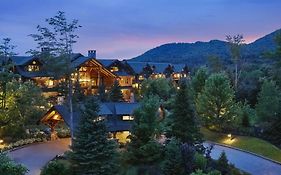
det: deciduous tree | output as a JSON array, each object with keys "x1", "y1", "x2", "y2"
[{"x1": 196, "y1": 73, "x2": 236, "y2": 130}]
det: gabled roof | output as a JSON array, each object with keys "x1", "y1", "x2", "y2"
[
  {"x1": 11, "y1": 56, "x2": 37, "y2": 66},
  {"x1": 40, "y1": 102, "x2": 139, "y2": 132},
  {"x1": 98, "y1": 59, "x2": 118, "y2": 67},
  {"x1": 15, "y1": 66, "x2": 50, "y2": 78}
]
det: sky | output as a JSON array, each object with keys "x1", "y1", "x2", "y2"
[{"x1": 0, "y1": 0, "x2": 281, "y2": 59}]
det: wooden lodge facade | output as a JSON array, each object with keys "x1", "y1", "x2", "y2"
[
  {"x1": 2, "y1": 50, "x2": 188, "y2": 141},
  {"x1": 5, "y1": 50, "x2": 190, "y2": 102}
]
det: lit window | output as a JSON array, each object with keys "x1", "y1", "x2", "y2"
[
  {"x1": 94, "y1": 116, "x2": 105, "y2": 122},
  {"x1": 111, "y1": 66, "x2": 119, "y2": 72},
  {"x1": 27, "y1": 65, "x2": 40, "y2": 72},
  {"x1": 122, "y1": 115, "x2": 134, "y2": 121}
]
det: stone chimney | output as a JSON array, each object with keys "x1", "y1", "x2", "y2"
[{"x1": 88, "y1": 50, "x2": 96, "y2": 58}]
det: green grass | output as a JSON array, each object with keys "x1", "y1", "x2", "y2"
[{"x1": 201, "y1": 128, "x2": 281, "y2": 163}]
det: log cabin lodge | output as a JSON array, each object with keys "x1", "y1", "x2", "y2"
[{"x1": 1, "y1": 50, "x2": 189, "y2": 142}]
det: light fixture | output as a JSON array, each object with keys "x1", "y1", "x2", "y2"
[{"x1": 227, "y1": 133, "x2": 232, "y2": 139}]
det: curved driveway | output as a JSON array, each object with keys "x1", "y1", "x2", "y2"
[
  {"x1": 8, "y1": 139, "x2": 281, "y2": 175},
  {"x1": 9, "y1": 138, "x2": 70, "y2": 175},
  {"x1": 206, "y1": 143, "x2": 281, "y2": 175}
]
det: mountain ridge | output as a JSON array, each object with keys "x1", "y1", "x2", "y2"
[{"x1": 130, "y1": 29, "x2": 281, "y2": 65}]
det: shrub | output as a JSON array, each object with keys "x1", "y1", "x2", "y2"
[
  {"x1": 194, "y1": 152, "x2": 207, "y2": 171},
  {"x1": 0, "y1": 153, "x2": 28, "y2": 175},
  {"x1": 40, "y1": 160, "x2": 72, "y2": 175}
]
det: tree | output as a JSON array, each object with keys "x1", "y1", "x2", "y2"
[
  {"x1": 125, "y1": 96, "x2": 162, "y2": 165},
  {"x1": 0, "y1": 38, "x2": 17, "y2": 109},
  {"x1": 69, "y1": 97, "x2": 119, "y2": 175},
  {"x1": 236, "y1": 68, "x2": 264, "y2": 107},
  {"x1": 40, "y1": 160, "x2": 72, "y2": 175},
  {"x1": 197, "y1": 73, "x2": 236, "y2": 130},
  {"x1": 256, "y1": 80, "x2": 281, "y2": 123},
  {"x1": 162, "y1": 139, "x2": 185, "y2": 175},
  {"x1": 97, "y1": 83, "x2": 108, "y2": 102},
  {"x1": 29, "y1": 11, "x2": 81, "y2": 141},
  {"x1": 207, "y1": 55, "x2": 224, "y2": 73},
  {"x1": 170, "y1": 81, "x2": 202, "y2": 145},
  {"x1": 163, "y1": 64, "x2": 174, "y2": 78},
  {"x1": 142, "y1": 64, "x2": 154, "y2": 79},
  {"x1": 226, "y1": 34, "x2": 245, "y2": 90},
  {"x1": 108, "y1": 80, "x2": 124, "y2": 102},
  {"x1": 165, "y1": 82, "x2": 203, "y2": 174},
  {"x1": 192, "y1": 67, "x2": 208, "y2": 98},
  {"x1": 266, "y1": 32, "x2": 281, "y2": 88},
  {"x1": 0, "y1": 153, "x2": 28, "y2": 175},
  {"x1": 216, "y1": 152, "x2": 229, "y2": 175},
  {"x1": 141, "y1": 78, "x2": 173, "y2": 101}
]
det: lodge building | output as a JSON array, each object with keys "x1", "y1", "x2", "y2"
[{"x1": 1, "y1": 50, "x2": 189, "y2": 141}]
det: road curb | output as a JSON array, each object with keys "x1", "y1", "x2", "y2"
[{"x1": 206, "y1": 141, "x2": 281, "y2": 166}]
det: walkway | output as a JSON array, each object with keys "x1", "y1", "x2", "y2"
[
  {"x1": 207, "y1": 143, "x2": 281, "y2": 175},
  {"x1": 9, "y1": 138, "x2": 70, "y2": 175}
]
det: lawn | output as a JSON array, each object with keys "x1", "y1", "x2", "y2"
[{"x1": 201, "y1": 128, "x2": 281, "y2": 163}]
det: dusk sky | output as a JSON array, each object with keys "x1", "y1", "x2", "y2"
[{"x1": 0, "y1": 0, "x2": 280, "y2": 59}]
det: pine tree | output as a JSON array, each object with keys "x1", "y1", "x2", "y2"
[
  {"x1": 196, "y1": 73, "x2": 236, "y2": 130},
  {"x1": 98, "y1": 83, "x2": 108, "y2": 102},
  {"x1": 170, "y1": 81, "x2": 202, "y2": 145},
  {"x1": 125, "y1": 96, "x2": 162, "y2": 165},
  {"x1": 256, "y1": 80, "x2": 281, "y2": 122},
  {"x1": 69, "y1": 97, "x2": 119, "y2": 175},
  {"x1": 109, "y1": 80, "x2": 124, "y2": 102},
  {"x1": 162, "y1": 139, "x2": 185, "y2": 175},
  {"x1": 216, "y1": 152, "x2": 229, "y2": 175}
]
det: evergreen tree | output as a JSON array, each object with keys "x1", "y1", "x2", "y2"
[
  {"x1": 162, "y1": 139, "x2": 185, "y2": 175},
  {"x1": 197, "y1": 73, "x2": 236, "y2": 130},
  {"x1": 207, "y1": 55, "x2": 224, "y2": 73},
  {"x1": 170, "y1": 81, "x2": 202, "y2": 145},
  {"x1": 109, "y1": 80, "x2": 124, "y2": 102},
  {"x1": 192, "y1": 67, "x2": 208, "y2": 98},
  {"x1": 256, "y1": 80, "x2": 281, "y2": 122},
  {"x1": 125, "y1": 96, "x2": 162, "y2": 165},
  {"x1": 98, "y1": 83, "x2": 108, "y2": 102},
  {"x1": 216, "y1": 152, "x2": 229, "y2": 175},
  {"x1": 69, "y1": 97, "x2": 119, "y2": 175}
]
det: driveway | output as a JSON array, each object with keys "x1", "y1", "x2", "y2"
[
  {"x1": 9, "y1": 138, "x2": 70, "y2": 175},
  {"x1": 8, "y1": 139, "x2": 281, "y2": 175},
  {"x1": 206, "y1": 143, "x2": 281, "y2": 175}
]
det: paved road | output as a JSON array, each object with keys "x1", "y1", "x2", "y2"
[
  {"x1": 8, "y1": 139, "x2": 281, "y2": 175},
  {"x1": 9, "y1": 138, "x2": 70, "y2": 175},
  {"x1": 206, "y1": 143, "x2": 281, "y2": 175}
]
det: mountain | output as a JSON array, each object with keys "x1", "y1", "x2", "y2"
[{"x1": 130, "y1": 29, "x2": 281, "y2": 65}]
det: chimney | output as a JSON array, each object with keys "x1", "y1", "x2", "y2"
[{"x1": 88, "y1": 50, "x2": 96, "y2": 58}]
